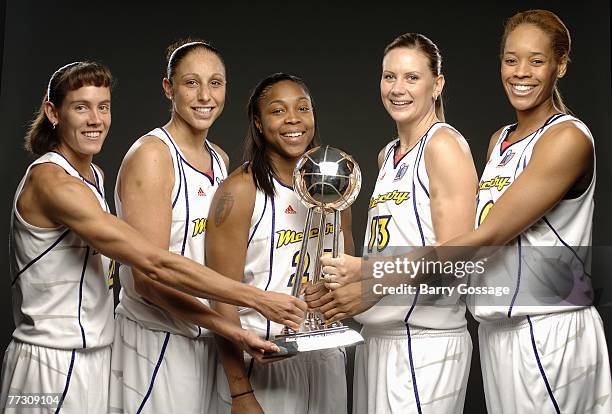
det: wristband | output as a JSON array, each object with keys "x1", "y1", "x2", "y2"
[{"x1": 231, "y1": 389, "x2": 254, "y2": 399}]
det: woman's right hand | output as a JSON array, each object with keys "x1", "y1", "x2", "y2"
[{"x1": 255, "y1": 291, "x2": 307, "y2": 331}]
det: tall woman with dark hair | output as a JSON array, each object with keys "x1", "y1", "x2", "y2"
[
  {"x1": 206, "y1": 73, "x2": 353, "y2": 414},
  {"x1": 0, "y1": 61, "x2": 305, "y2": 414},
  {"x1": 109, "y1": 42, "x2": 307, "y2": 413}
]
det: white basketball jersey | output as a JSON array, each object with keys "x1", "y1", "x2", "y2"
[
  {"x1": 115, "y1": 127, "x2": 228, "y2": 338},
  {"x1": 239, "y1": 177, "x2": 342, "y2": 339},
  {"x1": 355, "y1": 123, "x2": 467, "y2": 330},
  {"x1": 9, "y1": 152, "x2": 114, "y2": 349},
  {"x1": 469, "y1": 114, "x2": 595, "y2": 321}
]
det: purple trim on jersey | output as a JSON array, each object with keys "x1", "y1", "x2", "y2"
[
  {"x1": 500, "y1": 113, "x2": 566, "y2": 157},
  {"x1": 511, "y1": 114, "x2": 569, "y2": 180},
  {"x1": 507, "y1": 235, "x2": 522, "y2": 318},
  {"x1": 90, "y1": 165, "x2": 103, "y2": 197},
  {"x1": 247, "y1": 358, "x2": 256, "y2": 379},
  {"x1": 155, "y1": 129, "x2": 184, "y2": 208},
  {"x1": 273, "y1": 175, "x2": 293, "y2": 191},
  {"x1": 415, "y1": 131, "x2": 430, "y2": 198},
  {"x1": 181, "y1": 158, "x2": 215, "y2": 184},
  {"x1": 179, "y1": 161, "x2": 189, "y2": 256},
  {"x1": 89, "y1": 165, "x2": 108, "y2": 208},
  {"x1": 263, "y1": 196, "x2": 276, "y2": 341},
  {"x1": 393, "y1": 122, "x2": 441, "y2": 169},
  {"x1": 382, "y1": 142, "x2": 395, "y2": 170},
  {"x1": 50, "y1": 151, "x2": 105, "y2": 199},
  {"x1": 55, "y1": 349, "x2": 76, "y2": 414},
  {"x1": 393, "y1": 140, "x2": 418, "y2": 170},
  {"x1": 12, "y1": 229, "x2": 71, "y2": 286},
  {"x1": 512, "y1": 133, "x2": 540, "y2": 180},
  {"x1": 403, "y1": 136, "x2": 428, "y2": 411},
  {"x1": 172, "y1": 147, "x2": 183, "y2": 208},
  {"x1": 404, "y1": 325, "x2": 423, "y2": 414},
  {"x1": 248, "y1": 196, "x2": 268, "y2": 247},
  {"x1": 160, "y1": 127, "x2": 215, "y2": 185},
  {"x1": 411, "y1": 139, "x2": 427, "y2": 247},
  {"x1": 527, "y1": 316, "x2": 561, "y2": 414},
  {"x1": 542, "y1": 217, "x2": 591, "y2": 277},
  {"x1": 137, "y1": 332, "x2": 171, "y2": 414},
  {"x1": 77, "y1": 247, "x2": 90, "y2": 348},
  {"x1": 206, "y1": 140, "x2": 225, "y2": 179}
]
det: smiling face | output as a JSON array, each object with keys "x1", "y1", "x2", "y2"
[
  {"x1": 46, "y1": 85, "x2": 111, "y2": 159},
  {"x1": 501, "y1": 23, "x2": 567, "y2": 113},
  {"x1": 380, "y1": 47, "x2": 443, "y2": 126},
  {"x1": 256, "y1": 80, "x2": 315, "y2": 161},
  {"x1": 163, "y1": 49, "x2": 226, "y2": 132}
]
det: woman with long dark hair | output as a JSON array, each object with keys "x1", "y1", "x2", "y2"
[{"x1": 206, "y1": 73, "x2": 353, "y2": 413}]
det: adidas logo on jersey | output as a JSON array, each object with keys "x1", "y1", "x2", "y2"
[
  {"x1": 285, "y1": 205, "x2": 297, "y2": 214},
  {"x1": 198, "y1": 187, "x2": 206, "y2": 197}
]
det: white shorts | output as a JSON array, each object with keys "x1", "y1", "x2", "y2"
[
  {"x1": 479, "y1": 306, "x2": 612, "y2": 414},
  {"x1": 1, "y1": 340, "x2": 110, "y2": 413},
  {"x1": 353, "y1": 324, "x2": 472, "y2": 414},
  {"x1": 217, "y1": 348, "x2": 347, "y2": 414},
  {"x1": 109, "y1": 314, "x2": 218, "y2": 413}
]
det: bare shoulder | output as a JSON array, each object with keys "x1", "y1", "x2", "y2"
[
  {"x1": 27, "y1": 163, "x2": 99, "y2": 221},
  {"x1": 535, "y1": 121, "x2": 593, "y2": 159},
  {"x1": 208, "y1": 141, "x2": 230, "y2": 169},
  {"x1": 29, "y1": 162, "x2": 81, "y2": 194},
  {"x1": 217, "y1": 166, "x2": 256, "y2": 198},
  {"x1": 209, "y1": 167, "x2": 256, "y2": 228},
  {"x1": 426, "y1": 125, "x2": 471, "y2": 156},
  {"x1": 122, "y1": 135, "x2": 173, "y2": 168},
  {"x1": 120, "y1": 135, "x2": 173, "y2": 180}
]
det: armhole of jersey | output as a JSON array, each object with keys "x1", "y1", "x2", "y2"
[
  {"x1": 418, "y1": 123, "x2": 458, "y2": 191},
  {"x1": 248, "y1": 189, "x2": 267, "y2": 245},
  {"x1": 149, "y1": 130, "x2": 181, "y2": 204},
  {"x1": 207, "y1": 141, "x2": 228, "y2": 179},
  {"x1": 561, "y1": 118, "x2": 596, "y2": 202},
  {"x1": 381, "y1": 140, "x2": 397, "y2": 170},
  {"x1": 13, "y1": 160, "x2": 66, "y2": 231}
]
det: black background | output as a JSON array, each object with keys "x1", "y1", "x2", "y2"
[{"x1": 1, "y1": 1, "x2": 610, "y2": 412}]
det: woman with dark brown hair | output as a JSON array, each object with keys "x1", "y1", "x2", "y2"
[{"x1": 0, "y1": 61, "x2": 305, "y2": 414}]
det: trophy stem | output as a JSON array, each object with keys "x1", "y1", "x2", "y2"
[
  {"x1": 312, "y1": 210, "x2": 327, "y2": 284},
  {"x1": 332, "y1": 209, "x2": 340, "y2": 258},
  {"x1": 290, "y1": 208, "x2": 314, "y2": 298}
]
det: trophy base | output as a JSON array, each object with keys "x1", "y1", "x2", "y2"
[{"x1": 267, "y1": 326, "x2": 364, "y2": 355}]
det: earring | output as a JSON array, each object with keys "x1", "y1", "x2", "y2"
[{"x1": 52, "y1": 122, "x2": 57, "y2": 129}]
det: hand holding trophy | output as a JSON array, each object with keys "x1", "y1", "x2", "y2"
[{"x1": 268, "y1": 145, "x2": 364, "y2": 355}]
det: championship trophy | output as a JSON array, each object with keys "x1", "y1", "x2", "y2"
[{"x1": 271, "y1": 146, "x2": 365, "y2": 355}]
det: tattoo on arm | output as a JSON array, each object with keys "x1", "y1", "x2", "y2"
[{"x1": 214, "y1": 192, "x2": 235, "y2": 226}]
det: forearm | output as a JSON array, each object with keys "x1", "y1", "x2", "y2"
[
  {"x1": 134, "y1": 273, "x2": 247, "y2": 342},
  {"x1": 365, "y1": 231, "x2": 500, "y2": 294},
  {"x1": 145, "y1": 252, "x2": 266, "y2": 310},
  {"x1": 78, "y1": 212, "x2": 267, "y2": 310},
  {"x1": 214, "y1": 303, "x2": 252, "y2": 394}
]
